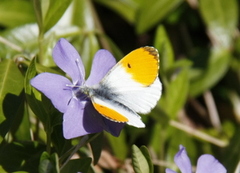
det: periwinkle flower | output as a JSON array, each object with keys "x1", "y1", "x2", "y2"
[
  {"x1": 166, "y1": 145, "x2": 226, "y2": 173},
  {"x1": 31, "y1": 38, "x2": 125, "y2": 139}
]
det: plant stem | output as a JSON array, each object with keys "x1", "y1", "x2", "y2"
[{"x1": 60, "y1": 133, "x2": 101, "y2": 170}]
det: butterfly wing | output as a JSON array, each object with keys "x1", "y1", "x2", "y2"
[
  {"x1": 99, "y1": 47, "x2": 162, "y2": 114},
  {"x1": 91, "y1": 96, "x2": 145, "y2": 127}
]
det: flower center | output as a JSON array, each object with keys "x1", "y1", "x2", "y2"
[{"x1": 66, "y1": 84, "x2": 90, "y2": 102}]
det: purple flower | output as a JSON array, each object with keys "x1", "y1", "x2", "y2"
[
  {"x1": 31, "y1": 38, "x2": 125, "y2": 139},
  {"x1": 166, "y1": 145, "x2": 226, "y2": 173}
]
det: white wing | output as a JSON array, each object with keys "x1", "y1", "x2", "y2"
[
  {"x1": 91, "y1": 96, "x2": 145, "y2": 127},
  {"x1": 99, "y1": 64, "x2": 162, "y2": 114}
]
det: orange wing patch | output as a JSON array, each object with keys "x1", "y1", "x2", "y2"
[
  {"x1": 93, "y1": 103, "x2": 128, "y2": 122},
  {"x1": 120, "y1": 47, "x2": 159, "y2": 86}
]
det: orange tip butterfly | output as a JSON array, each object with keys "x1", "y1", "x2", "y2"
[{"x1": 83, "y1": 47, "x2": 162, "y2": 127}]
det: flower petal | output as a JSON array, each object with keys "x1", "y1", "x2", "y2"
[
  {"x1": 85, "y1": 49, "x2": 116, "y2": 86},
  {"x1": 102, "y1": 118, "x2": 125, "y2": 137},
  {"x1": 196, "y1": 154, "x2": 226, "y2": 173},
  {"x1": 63, "y1": 98, "x2": 105, "y2": 139},
  {"x1": 53, "y1": 38, "x2": 85, "y2": 85},
  {"x1": 174, "y1": 145, "x2": 192, "y2": 173},
  {"x1": 165, "y1": 168, "x2": 177, "y2": 173},
  {"x1": 63, "y1": 98, "x2": 124, "y2": 139},
  {"x1": 83, "y1": 101, "x2": 125, "y2": 136},
  {"x1": 31, "y1": 73, "x2": 72, "y2": 113}
]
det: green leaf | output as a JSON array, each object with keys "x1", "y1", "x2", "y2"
[
  {"x1": 0, "y1": 59, "x2": 25, "y2": 140},
  {"x1": 0, "y1": 141, "x2": 45, "y2": 172},
  {"x1": 222, "y1": 126, "x2": 240, "y2": 173},
  {"x1": 199, "y1": 0, "x2": 238, "y2": 49},
  {"x1": 189, "y1": 49, "x2": 230, "y2": 97},
  {"x1": 139, "y1": 146, "x2": 153, "y2": 173},
  {"x1": 14, "y1": 103, "x2": 32, "y2": 141},
  {"x1": 106, "y1": 131, "x2": 128, "y2": 160},
  {"x1": 149, "y1": 123, "x2": 168, "y2": 155},
  {"x1": 33, "y1": 0, "x2": 43, "y2": 32},
  {"x1": 24, "y1": 58, "x2": 48, "y2": 127},
  {"x1": 0, "y1": 92, "x2": 24, "y2": 141},
  {"x1": 40, "y1": 34, "x2": 57, "y2": 67},
  {"x1": 154, "y1": 25, "x2": 174, "y2": 72},
  {"x1": 94, "y1": 0, "x2": 138, "y2": 23},
  {"x1": 43, "y1": 0, "x2": 73, "y2": 33},
  {"x1": 159, "y1": 68, "x2": 189, "y2": 118},
  {"x1": 51, "y1": 125, "x2": 72, "y2": 157},
  {"x1": 60, "y1": 158, "x2": 92, "y2": 173},
  {"x1": 0, "y1": 24, "x2": 38, "y2": 59},
  {"x1": 0, "y1": 0, "x2": 35, "y2": 28},
  {"x1": 136, "y1": 0, "x2": 183, "y2": 34},
  {"x1": 79, "y1": 33, "x2": 100, "y2": 77},
  {"x1": 167, "y1": 128, "x2": 197, "y2": 161},
  {"x1": 97, "y1": 33, "x2": 124, "y2": 60},
  {"x1": 90, "y1": 132, "x2": 103, "y2": 165},
  {"x1": 39, "y1": 152, "x2": 59, "y2": 173},
  {"x1": 0, "y1": 60, "x2": 24, "y2": 123},
  {"x1": 132, "y1": 145, "x2": 153, "y2": 173},
  {"x1": 25, "y1": 58, "x2": 37, "y2": 95},
  {"x1": 72, "y1": 0, "x2": 95, "y2": 29}
]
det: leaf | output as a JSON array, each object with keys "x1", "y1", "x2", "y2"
[
  {"x1": 94, "y1": 0, "x2": 138, "y2": 23},
  {"x1": 51, "y1": 125, "x2": 72, "y2": 157},
  {"x1": 106, "y1": 131, "x2": 128, "y2": 160},
  {"x1": 136, "y1": 0, "x2": 183, "y2": 34},
  {"x1": 199, "y1": 0, "x2": 238, "y2": 49},
  {"x1": 222, "y1": 126, "x2": 240, "y2": 173},
  {"x1": 139, "y1": 146, "x2": 153, "y2": 173},
  {"x1": 149, "y1": 123, "x2": 168, "y2": 154},
  {"x1": 89, "y1": 132, "x2": 103, "y2": 165},
  {"x1": 167, "y1": 128, "x2": 197, "y2": 161},
  {"x1": 72, "y1": 0, "x2": 95, "y2": 29},
  {"x1": 39, "y1": 152, "x2": 59, "y2": 173},
  {"x1": 189, "y1": 49, "x2": 230, "y2": 97},
  {"x1": 0, "y1": 60, "x2": 25, "y2": 140},
  {"x1": 33, "y1": 0, "x2": 43, "y2": 31},
  {"x1": 14, "y1": 103, "x2": 32, "y2": 141},
  {"x1": 43, "y1": 0, "x2": 73, "y2": 33},
  {"x1": 24, "y1": 58, "x2": 48, "y2": 127},
  {"x1": 60, "y1": 158, "x2": 92, "y2": 173},
  {"x1": 0, "y1": 92, "x2": 24, "y2": 141},
  {"x1": 80, "y1": 33, "x2": 100, "y2": 77},
  {"x1": 154, "y1": 25, "x2": 174, "y2": 72},
  {"x1": 0, "y1": 60, "x2": 24, "y2": 123},
  {"x1": 0, "y1": 24, "x2": 38, "y2": 59},
  {"x1": 132, "y1": 145, "x2": 153, "y2": 173},
  {"x1": 0, "y1": 141, "x2": 45, "y2": 172},
  {"x1": 25, "y1": 58, "x2": 37, "y2": 95},
  {"x1": 40, "y1": 33, "x2": 57, "y2": 67},
  {"x1": 159, "y1": 68, "x2": 189, "y2": 118},
  {"x1": 0, "y1": 0, "x2": 35, "y2": 28},
  {"x1": 97, "y1": 33, "x2": 124, "y2": 60}
]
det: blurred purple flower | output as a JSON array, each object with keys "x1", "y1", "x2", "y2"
[
  {"x1": 166, "y1": 145, "x2": 226, "y2": 173},
  {"x1": 31, "y1": 38, "x2": 125, "y2": 139}
]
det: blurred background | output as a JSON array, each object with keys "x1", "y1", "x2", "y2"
[{"x1": 0, "y1": 0, "x2": 239, "y2": 172}]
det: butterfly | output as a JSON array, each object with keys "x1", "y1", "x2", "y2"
[{"x1": 83, "y1": 47, "x2": 162, "y2": 127}]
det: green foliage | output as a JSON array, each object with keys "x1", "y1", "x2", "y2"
[
  {"x1": 132, "y1": 145, "x2": 153, "y2": 173},
  {"x1": 61, "y1": 158, "x2": 92, "y2": 173},
  {"x1": 199, "y1": 0, "x2": 238, "y2": 49},
  {"x1": 39, "y1": 152, "x2": 59, "y2": 173},
  {"x1": 136, "y1": 0, "x2": 183, "y2": 34},
  {"x1": 0, "y1": 0, "x2": 35, "y2": 28},
  {"x1": 0, "y1": 0, "x2": 239, "y2": 172}
]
